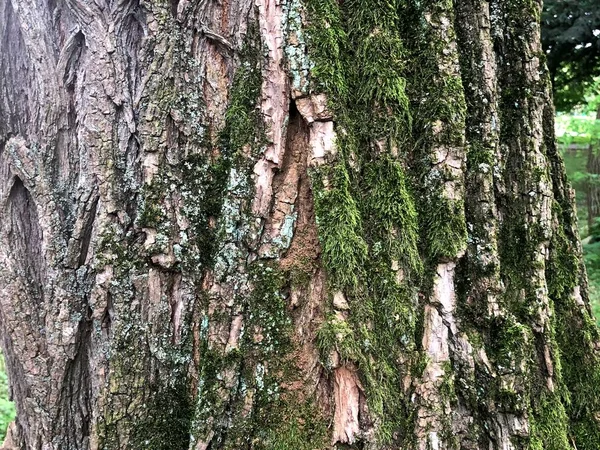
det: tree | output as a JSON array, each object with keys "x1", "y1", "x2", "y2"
[
  {"x1": 542, "y1": 0, "x2": 600, "y2": 111},
  {"x1": 0, "y1": 0, "x2": 599, "y2": 449}
]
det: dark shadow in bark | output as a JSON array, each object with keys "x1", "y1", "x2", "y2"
[
  {"x1": 7, "y1": 177, "x2": 45, "y2": 303},
  {"x1": 170, "y1": 0, "x2": 179, "y2": 19},
  {"x1": 78, "y1": 195, "x2": 98, "y2": 267},
  {"x1": 101, "y1": 292, "x2": 114, "y2": 340},
  {"x1": 121, "y1": 3, "x2": 145, "y2": 94},
  {"x1": 52, "y1": 307, "x2": 93, "y2": 448},
  {"x1": 62, "y1": 31, "x2": 85, "y2": 89}
]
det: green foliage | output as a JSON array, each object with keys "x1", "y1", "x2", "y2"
[
  {"x1": 0, "y1": 355, "x2": 14, "y2": 442},
  {"x1": 559, "y1": 114, "x2": 600, "y2": 323},
  {"x1": 542, "y1": 0, "x2": 600, "y2": 110},
  {"x1": 556, "y1": 112, "x2": 600, "y2": 150}
]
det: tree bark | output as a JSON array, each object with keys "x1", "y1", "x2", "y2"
[{"x1": 0, "y1": 0, "x2": 599, "y2": 449}]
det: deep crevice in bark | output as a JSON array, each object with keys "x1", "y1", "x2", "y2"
[
  {"x1": 61, "y1": 31, "x2": 85, "y2": 89},
  {"x1": 53, "y1": 307, "x2": 93, "y2": 448},
  {"x1": 169, "y1": 0, "x2": 179, "y2": 20},
  {"x1": 7, "y1": 177, "x2": 44, "y2": 302},
  {"x1": 78, "y1": 195, "x2": 98, "y2": 267}
]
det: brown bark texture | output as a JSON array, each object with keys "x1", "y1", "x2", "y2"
[{"x1": 0, "y1": 0, "x2": 599, "y2": 449}]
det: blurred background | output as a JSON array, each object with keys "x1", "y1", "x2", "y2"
[{"x1": 544, "y1": 0, "x2": 600, "y2": 322}]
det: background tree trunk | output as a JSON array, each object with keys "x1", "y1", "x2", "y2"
[
  {"x1": 587, "y1": 106, "x2": 600, "y2": 231},
  {"x1": 0, "y1": 0, "x2": 599, "y2": 449}
]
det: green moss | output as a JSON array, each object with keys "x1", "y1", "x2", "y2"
[
  {"x1": 96, "y1": 281, "x2": 194, "y2": 449},
  {"x1": 489, "y1": 316, "x2": 533, "y2": 371},
  {"x1": 138, "y1": 181, "x2": 167, "y2": 229},
  {"x1": 220, "y1": 43, "x2": 263, "y2": 153},
  {"x1": 439, "y1": 361, "x2": 457, "y2": 405},
  {"x1": 303, "y1": 0, "x2": 467, "y2": 445},
  {"x1": 507, "y1": 59, "x2": 600, "y2": 450},
  {"x1": 192, "y1": 261, "x2": 329, "y2": 448},
  {"x1": 553, "y1": 287, "x2": 600, "y2": 450},
  {"x1": 254, "y1": 398, "x2": 329, "y2": 450},
  {"x1": 316, "y1": 313, "x2": 361, "y2": 367},
  {"x1": 483, "y1": 315, "x2": 535, "y2": 413},
  {"x1": 129, "y1": 382, "x2": 194, "y2": 450},
  {"x1": 310, "y1": 162, "x2": 368, "y2": 289},
  {"x1": 96, "y1": 18, "x2": 266, "y2": 450},
  {"x1": 305, "y1": 0, "x2": 347, "y2": 97},
  {"x1": 361, "y1": 155, "x2": 421, "y2": 274},
  {"x1": 424, "y1": 197, "x2": 467, "y2": 261},
  {"x1": 528, "y1": 393, "x2": 571, "y2": 450},
  {"x1": 287, "y1": 255, "x2": 317, "y2": 288},
  {"x1": 94, "y1": 225, "x2": 194, "y2": 448},
  {"x1": 399, "y1": 2, "x2": 468, "y2": 271},
  {"x1": 547, "y1": 203, "x2": 580, "y2": 300},
  {"x1": 244, "y1": 263, "x2": 293, "y2": 356},
  {"x1": 186, "y1": 20, "x2": 330, "y2": 448}
]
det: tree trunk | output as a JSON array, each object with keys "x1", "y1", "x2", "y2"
[{"x1": 0, "y1": 0, "x2": 599, "y2": 449}]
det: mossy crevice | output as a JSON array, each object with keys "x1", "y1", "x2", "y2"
[
  {"x1": 305, "y1": 0, "x2": 428, "y2": 445},
  {"x1": 185, "y1": 19, "x2": 330, "y2": 448}
]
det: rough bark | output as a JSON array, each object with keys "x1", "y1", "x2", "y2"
[{"x1": 0, "y1": 0, "x2": 599, "y2": 449}]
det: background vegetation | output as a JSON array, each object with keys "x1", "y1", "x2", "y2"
[
  {"x1": 556, "y1": 81, "x2": 600, "y2": 322},
  {"x1": 0, "y1": 355, "x2": 15, "y2": 441},
  {"x1": 543, "y1": 0, "x2": 600, "y2": 323}
]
